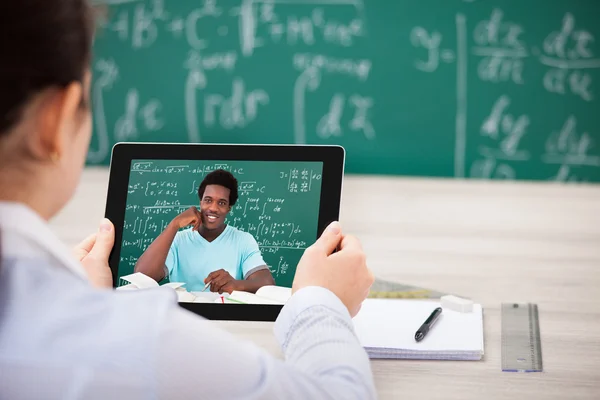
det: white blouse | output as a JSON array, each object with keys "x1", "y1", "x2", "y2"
[{"x1": 0, "y1": 201, "x2": 376, "y2": 400}]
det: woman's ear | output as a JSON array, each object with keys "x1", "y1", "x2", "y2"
[
  {"x1": 34, "y1": 81, "x2": 84, "y2": 162},
  {"x1": 54, "y1": 81, "x2": 85, "y2": 160}
]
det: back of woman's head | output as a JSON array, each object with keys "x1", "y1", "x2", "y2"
[{"x1": 0, "y1": 0, "x2": 96, "y2": 137}]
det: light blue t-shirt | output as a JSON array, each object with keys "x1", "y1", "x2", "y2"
[{"x1": 165, "y1": 225, "x2": 267, "y2": 291}]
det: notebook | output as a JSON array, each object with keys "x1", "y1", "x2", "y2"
[{"x1": 352, "y1": 298, "x2": 484, "y2": 360}]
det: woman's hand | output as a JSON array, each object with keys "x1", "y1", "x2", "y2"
[
  {"x1": 292, "y1": 221, "x2": 374, "y2": 317},
  {"x1": 73, "y1": 218, "x2": 115, "y2": 289}
]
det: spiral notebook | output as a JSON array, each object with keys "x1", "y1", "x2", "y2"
[{"x1": 352, "y1": 299, "x2": 484, "y2": 360}]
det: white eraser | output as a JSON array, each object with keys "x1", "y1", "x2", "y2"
[{"x1": 440, "y1": 295, "x2": 474, "y2": 313}]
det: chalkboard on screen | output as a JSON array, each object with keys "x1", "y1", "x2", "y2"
[{"x1": 118, "y1": 158, "x2": 323, "y2": 288}]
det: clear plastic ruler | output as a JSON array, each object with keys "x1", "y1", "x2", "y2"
[{"x1": 501, "y1": 303, "x2": 543, "y2": 372}]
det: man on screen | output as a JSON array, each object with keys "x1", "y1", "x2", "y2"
[{"x1": 134, "y1": 169, "x2": 275, "y2": 293}]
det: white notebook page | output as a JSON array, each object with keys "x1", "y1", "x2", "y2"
[{"x1": 352, "y1": 299, "x2": 484, "y2": 353}]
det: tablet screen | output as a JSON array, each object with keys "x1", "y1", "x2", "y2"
[{"x1": 116, "y1": 158, "x2": 323, "y2": 303}]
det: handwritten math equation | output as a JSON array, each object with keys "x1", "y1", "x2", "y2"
[
  {"x1": 411, "y1": 8, "x2": 599, "y2": 182},
  {"x1": 129, "y1": 161, "x2": 322, "y2": 194},
  {"x1": 88, "y1": 0, "x2": 375, "y2": 164}
]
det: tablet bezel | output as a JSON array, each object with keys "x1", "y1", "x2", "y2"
[{"x1": 104, "y1": 142, "x2": 345, "y2": 321}]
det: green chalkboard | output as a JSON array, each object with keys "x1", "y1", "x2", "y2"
[
  {"x1": 117, "y1": 159, "x2": 323, "y2": 287},
  {"x1": 89, "y1": 0, "x2": 600, "y2": 182}
]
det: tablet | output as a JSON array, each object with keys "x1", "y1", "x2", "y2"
[{"x1": 105, "y1": 142, "x2": 345, "y2": 321}]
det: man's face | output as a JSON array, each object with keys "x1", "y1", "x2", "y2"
[{"x1": 200, "y1": 184, "x2": 231, "y2": 229}]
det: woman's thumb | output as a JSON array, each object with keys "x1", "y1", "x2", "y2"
[
  {"x1": 312, "y1": 221, "x2": 342, "y2": 254},
  {"x1": 90, "y1": 218, "x2": 115, "y2": 259}
]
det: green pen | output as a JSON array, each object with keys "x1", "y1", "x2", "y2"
[{"x1": 223, "y1": 296, "x2": 245, "y2": 304}]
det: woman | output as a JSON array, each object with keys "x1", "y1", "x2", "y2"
[{"x1": 0, "y1": 1, "x2": 376, "y2": 399}]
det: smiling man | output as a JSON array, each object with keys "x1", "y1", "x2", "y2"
[{"x1": 134, "y1": 169, "x2": 275, "y2": 293}]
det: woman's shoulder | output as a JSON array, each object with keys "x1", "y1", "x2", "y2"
[
  {"x1": 0, "y1": 254, "x2": 181, "y2": 369},
  {"x1": 0, "y1": 254, "x2": 196, "y2": 397},
  {"x1": 3, "y1": 252, "x2": 179, "y2": 321}
]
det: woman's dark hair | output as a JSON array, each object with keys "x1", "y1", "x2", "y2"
[
  {"x1": 0, "y1": 0, "x2": 97, "y2": 137},
  {"x1": 198, "y1": 169, "x2": 239, "y2": 206}
]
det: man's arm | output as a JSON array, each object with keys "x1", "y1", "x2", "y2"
[
  {"x1": 239, "y1": 267, "x2": 275, "y2": 292},
  {"x1": 156, "y1": 286, "x2": 376, "y2": 400},
  {"x1": 204, "y1": 267, "x2": 274, "y2": 294},
  {"x1": 238, "y1": 233, "x2": 274, "y2": 292},
  {"x1": 135, "y1": 206, "x2": 203, "y2": 282},
  {"x1": 134, "y1": 221, "x2": 179, "y2": 282},
  {"x1": 205, "y1": 229, "x2": 276, "y2": 293}
]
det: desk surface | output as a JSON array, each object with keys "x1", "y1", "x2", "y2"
[{"x1": 52, "y1": 168, "x2": 600, "y2": 400}]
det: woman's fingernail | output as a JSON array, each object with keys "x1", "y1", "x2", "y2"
[
  {"x1": 326, "y1": 221, "x2": 341, "y2": 234},
  {"x1": 100, "y1": 218, "x2": 112, "y2": 232}
]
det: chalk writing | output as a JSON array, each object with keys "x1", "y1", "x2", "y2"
[
  {"x1": 293, "y1": 66, "x2": 321, "y2": 144},
  {"x1": 349, "y1": 95, "x2": 375, "y2": 139},
  {"x1": 92, "y1": 0, "x2": 373, "y2": 157},
  {"x1": 541, "y1": 13, "x2": 598, "y2": 101},
  {"x1": 280, "y1": 168, "x2": 322, "y2": 193},
  {"x1": 317, "y1": 94, "x2": 344, "y2": 138},
  {"x1": 543, "y1": 116, "x2": 599, "y2": 167},
  {"x1": 115, "y1": 89, "x2": 164, "y2": 141},
  {"x1": 293, "y1": 53, "x2": 372, "y2": 81},
  {"x1": 90, "y1": 1, "x2": 599, "y2": 184},
  {"x1": 89, "y1": 59, "x2": 119, "y2": 164},
  {"x1": 239, "y1": 3, "x2": 365, "y2": 56},
  {"x1": 183, "y1": 49, "x2": 240, "y2": 142},
  {"x1": 316, "y1": 93, "x2": 375, "y2": 140},
  {"x1": 470, "y1": 158, "x2": 516, "y2": 180},
  {"x1": 204, "y1": 78, "x2": 269, "y2": 129},
  {"x1": 473, "y1": 9, "x2": 526, "y2": 85},
  {"x1": 410, "y1": 27, "x2": 445, "y2": 73},
  {"x1": 479, "y1": 95, "x2": 530, "y2": 159},
  {"x1": 410, "y1": 6, "x2": 599, "y2": 182}
]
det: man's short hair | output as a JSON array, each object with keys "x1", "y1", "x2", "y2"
[{"x1": 198, "y1": 169, "x2": 239, "y2": 206}]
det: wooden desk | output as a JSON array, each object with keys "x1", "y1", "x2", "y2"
[{"x1": 52, "y1": 168, "x2": 600, "y2": 400}]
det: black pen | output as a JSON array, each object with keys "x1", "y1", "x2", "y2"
[{"x1": 414, "y1": 307, "x2": 443, "y2": 342}]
